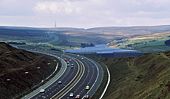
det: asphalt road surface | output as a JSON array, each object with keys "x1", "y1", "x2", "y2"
[{"x1": 22, "y1": 52, "x2": 104, "y2": 99}]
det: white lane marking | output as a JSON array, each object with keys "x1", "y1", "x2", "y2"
[
  {"x1": 45, "y1": 63, "x2": 58, "y2": 80},
  {"x1": 82, "y1": 57, "x2": 100, "y2": 98},
  {"x1": 50, "y1": 58, "x2": 85, "y2": 99},
  {"x1": 59, "y1": 59, "x2": 85, "y2": 98},
  {"x1": 39, "y1": 59, "x2": 75, "y2": 97},
  {"x1": 22, "y1": 54, "x2": 67, "y2": 99},
  {"x1": 50, "y1": 58, "x2": 81, "y2": 98},
  {"x1": 99, "y1": 65, "x2": 110, "y2": 99},
  {"x1": 76, "y1": 59, "x2": 95, "y2": 96},
  {"x1": 73, "y1": 58, "x2": 90, "y2": 94}
]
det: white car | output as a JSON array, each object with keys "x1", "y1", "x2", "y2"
[
  {"x1": 75, "y1": 95, "x2": 80, "y2": 99},
  {"x1": 85, "y1": 85, "x2": 90, "y2": 90},
  {"x1": 69, "y1": 92, "x2": 74, "y2": 97},
  {"x1": 58, "y1": 81, "x2": 62, "y2": 84},
  {"x1": 39, "y1": 89, "x2": 45, "y2": 93},
  {"x1": 84, "y1": 95, "x2": 90, "y2": 99}
]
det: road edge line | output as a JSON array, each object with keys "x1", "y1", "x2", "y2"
[{"x1": 99, "y1": 65, "x2": 110, "y2": 99}]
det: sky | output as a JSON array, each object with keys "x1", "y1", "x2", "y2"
[{"x1": 0, "y1": 0, "x2": 170, "y2": 28}]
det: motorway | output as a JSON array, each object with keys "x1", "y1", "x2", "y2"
[{"x1": 22, "y1": 51, "x2": 104, "y2": 99}]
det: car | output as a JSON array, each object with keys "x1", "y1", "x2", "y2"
[
  {"x1": 81, "y1": 57, "x2": 84, "y2": 60},
  {"x1": 75, "y1": 95, "x2": 80, "y2": 98},
  {"x1": 71, "y1": 65, "x2": 74, "y2": 68},
  {"x1": 71, "y1": 64, "x2": 74, "y2": 66},
  {"x1": 39, "y1": 89, "x2": 45, "y2": 93},
  {"x1": 69, "y1": 92, "x2": 74, "y2": 97},
  {"x1": 85, "y1": 85, "x2": 90, "y2": 90},
  {"x1": 84, "y1": 95, "x2": 90, "y2": 99},
  {"x1": 58, "y1": 81, "x2": 62, "y2": 84},
  {"x1": 77, "y1": 54, "x2": 80, "y2": 57}
]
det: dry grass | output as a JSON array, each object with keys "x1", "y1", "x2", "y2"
[
  {"x1": 0, "y1": 42, "x2": 58, "y2": 99},
  {"x1": 102, "y1": 52, "x2": 170, "y2": 99}
]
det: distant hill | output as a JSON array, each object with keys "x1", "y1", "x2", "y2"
[
  {"x1": 0, "y1": 26, "x2": 49, "y2": 37},
  {"x1": 0, "y1": 42, "x2": 58, "y2": 99},
  {"x1": 1, "y1": 25, "x2": 170, "y2": 36},
  {"x1": 1, "y1": 25, "x2": 170, "y2": 46},
  {"x1": 87, "y1": 25, "x2": 170, "y2": 35}
]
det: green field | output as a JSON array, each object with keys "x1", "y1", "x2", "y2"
[{"x1": 118, "y1": 33, "x2": 170, "y2": 53}]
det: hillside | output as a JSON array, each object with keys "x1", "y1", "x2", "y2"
[
  {"x1": 87, "y1": 25, "x2": 170, "y2": 35},
  {"x1": 102, "y1": 52, "x2": 170, "y2": 99},
  {"x1": 115, "y1": 32, "x2": 170, "y2": 53},
  {"x1": 1, "y1": 25, "x2": 170, "y2": 47},
  {"x1": 0, "y1": 42, "x2": 58, "y2": 99}
]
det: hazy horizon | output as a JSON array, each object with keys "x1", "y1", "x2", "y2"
[{"x1": 1, "y1": 24, "x2": 170, "y2": 29}]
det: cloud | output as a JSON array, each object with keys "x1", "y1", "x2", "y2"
[
  {"x1": 34, "y1": 0, "x2": 82, "y2": 14},
  {"x1": 0, "y1": 0, "x2": 170, "y2": 27}
]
